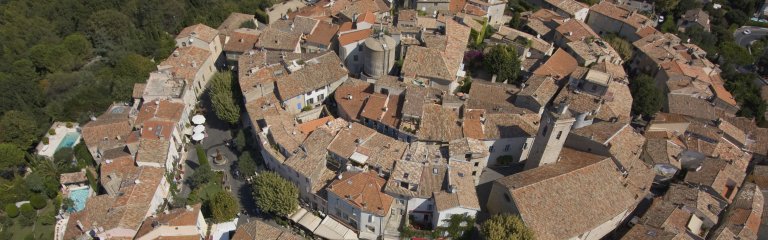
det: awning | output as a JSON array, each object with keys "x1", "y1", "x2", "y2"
[
  {"x1": 350, "y1": 152, "x2": 369, "y2": 165},
  {"x1": 290, "y1": 208, "x2": 308, "y2": 222},
  {"x1": 313, "y1": 216, "x2": 357, "y2": 240},
  {"x1": 298, "y1": 212, "x2": 322, "y2": 231}
]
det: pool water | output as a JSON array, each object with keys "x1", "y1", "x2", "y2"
[
  {"x1": 57, "y1": 132, "x2": 81, "y2": 151},
  {"x1": 68, "y1": 187, "x2": 90, "y2": 212}
]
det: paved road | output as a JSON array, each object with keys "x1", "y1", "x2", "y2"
[{"x1": 734, "y1": 26, "x2": 768, "y2": 48}]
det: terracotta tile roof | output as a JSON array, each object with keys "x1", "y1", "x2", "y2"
[
  {"x1": 434, "y1": 160, "x2": 480, "y2": 211},
  {"x1": 448, "y1": 137, "x2": 488, "y2": 160},
  {"x1": 132, "y1": 83, "x2": 146, "y2": 99},
  {"x1": 82, "y1": 105, "x2": 133, "y2": 153},
  {"x1": 589, "y1": 1, "x2": 653, "y2": 30},
  {"x1": 297, "y1": 116, "x2": 335, "y2": 136},
  {"x1": 136, "y1": 138, "x2": 170, "y2": 166},
  {"x1": 462, "y1": 109, "x2": 485, "y2": 139},
  {"x1": 135, "y1": 204, "x2": 203, "y2": 239},
  {"x1": 275, "y1": 52, "x2": 348, "y2": 101},
  {"x1": 642, "y1": 137, "x2": 684, "y2": 169},
  {"x1": 217, "y1": 12, "x2": 257, "y2": 37},
  {"x1": 466, "y1": 80, "x2": 529, "y2": 114},
  {"x1": 327, "y1": 123, "x2": 377, "y2": 159},
  {"x1": 356, "y1": 11, "x2": 375, "y2": 24},
  {"x1": 483, "y1": 113, "x2": 538, "y2": 139},
  {"x1": 753, "y1": 165, "x2": 768, "y2": 190},
  {"x1": 385, "y1": 160, "x2": 448, "y2": 199},
  {"x1": 60, "y1": 170, "x2": 88, "y2": 185},
  {"x1": 338, "y1": 28, "x2": 372, "y2": 46},
  {"x1": 232, "y1": 220, "x2": 302, "y2": 240},
  {"x1": 637, "y1": 199, "x2": 691, "y2": 234},
  {"x1": 270, "y1": 17, "x2": 319, "y2": 35},
  {"x1": 667, "y1": 94, "x2": 729, "y2": 121},
  {"x1": 264, "y1": 113, "x2": 305, "y2": 156},
  {"x1": 517, "y1": 74, "x2": 561, "y2": 106},
  {"x1": 284, "y1": 128, "x2": 335, "y2": 183},
  {"x1": 223, "y1": 29, "x2": 260, "y2": 53},
  {"x1": 306, "y1": 20, "x2": 339, "y2": 46},
  {"x1": 288, "y1": 2, "x2": 333, "y2": 21},
  {"x1": 596, "y1": 81, "x2": 633, "y2": 122},
  {"x1": 493, "y1": 26, "x2": 553, "y2": 54},
  {"x1": 135, "y1": 100, "x2": 185, "y2": 127},
  {"x1": 329, "y1": 170, "x2": 393, "y2": 216},
  {"x1": 334, "y1": 79, "x2": 374, "y2": 120},
  {"x1": 158, "y1": 46, "x2": 211, "y2": 82},
  {"x1": 711, "y1": 183, "x2": 762, "y2": 239},
  {"x1": 545, "y1": 0, "x2": 587, "y2": 16},
  {"x1": 571, "y1": 122, "x2": 628, "y2": 144},
  {"x1": 533, "y1": 48, "x2": 578, "y2": 80},
  {"x1": 685, "y1": 157, "x2": 746, "y2": 200},
  {"x1": 591, "y1": 61, "x2": 628, "y2": 80},
  {"x1": 417, "y1": 104, "x2": 463, "y2": 142},
  {"x1": 565, "y1": 39, "x2": 622, "y2": 64},
  {"x1": 362, "y1": 133, "x2": 408, "y2": 172},
  {"x1": 679, "y1": 9, "x2": 710, "y2": 32},
  {"x1": 620, "y1": 224, "x2": 684, "y2": 240},
  {"x1": 65, "y1": 166, "x2": 165, "y2": 239},
  {"x1": 718, "y1": 119, "x2": 749, "y2": 147},
  {"x1": 256, "y1": 28, "x2": 301, "y2": 51},
  {"x1": 244, "y1": 92, "x2": 282, "y2": 128},
  {"x1": 663, "y1": 183, "x2": 726, "y2": 225},
  {"x1": 555, "y1": 19, "x2": 599, "y2": 43},
  {"x1": 553, "y1": 89, "x2": 602, "y2": 114},
  {"x1": 402, "y1": 19, "x2": 470, "y2": 83},
  {"x1": 177, "y1": 24, "x2": 218, "y2": 43},
  {"x1": 462, "y1": 3, "x2": 487, "y2": 16},
  {"x1": 495, "y1": 148, "x2": 638, "y2": 240}
]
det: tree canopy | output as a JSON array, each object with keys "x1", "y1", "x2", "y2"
[
  {"x1": 629, "y1": 74, "x2": 664, "y2": 118},
  {"x1": 252, "y1": 172, "x2": 299, "y2": 217},
  {"x1": 209, "y1": 71, "x2": 241, "y2": 125},
  {"x1": 0, "y1": 144, "x2": 25, "y2": 172},
  {"x1": 481, "y1": 214, "x2": 535, "y2": 240},
  {"x1": 484, "y1": 44, "x2": 521, "y2": 84},
  {"x1": 209, "y1": 192, "x2": 239, "y2": 223},
  {"x1": 604, "y1": 35, "x2": 633, "y2": 61}
]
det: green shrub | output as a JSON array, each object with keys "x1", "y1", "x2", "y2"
[
  {"x1": 30, "y1": 194, "x2": 47, "y2": 209},
  {"x1": 4, "y1": 204, "x2": 18, "y2": 218},
  {"x1": 255, "y1": 9, "x2": 269, "y2": 24},
  {"x1": 196, "y1": 145, "x2": 209, "y2": 167},
  {"x1": 48, "y1": 129, "x2": 56, "y2": 135},
  {"x1": 42, "y1": 137, "x2": 49, "y2": 145},
  {"x1": 18, "y1": 215, "x2": 34, "y2": 226},
  {"x1": 65, "y1": 122, "x2": 73, "y2": 128},
  {"x1": 19, "y1": 203, "x2": 34, "y2": 218},
  {"x1": 39, "y1": 212, "x2": 56, "y2": 225}
]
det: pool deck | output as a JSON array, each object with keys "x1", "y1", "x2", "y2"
[{"x1": 36, "y1": 122, "x2": 80, "y2": 158}]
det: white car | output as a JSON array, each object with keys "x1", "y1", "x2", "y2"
[{"x1": 744, "y1": 29, "x2": 752, "y2": 35}]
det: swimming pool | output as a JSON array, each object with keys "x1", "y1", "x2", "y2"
[
  {"x1": 68, "y1": 187, "x2": 90, "y2": 212},
  {"x1": 57, "y1": 132, "x2": 81, "y2": 151}
]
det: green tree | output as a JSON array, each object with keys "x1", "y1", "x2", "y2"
[
  {"x1": 252, "y1": 172, "x2": 299, "y2": 217},
  {"x1": 629, "y1": 74, "x2": 663, "y2": 117},
  {"x1": 436, "y1": 214, "x2": 475, "y2": 239},
  {"x1": 720, "y1": 42, "x2": 755, "y2": 66},
  {"x1": 237, "y1": 153, "x2": 258, "y2": 179},
  {"x1": 209, "y1": 192, "x2": 239, "y2": 223},
  {"x1": 30, "y1": 194, "x2": 47, "y2": 209},
  {"x1": 54, "y1": 147, "x2": 78, "y2": 173},
  {"x1": 209, "y1": 72, "x2": 241, "y2": 125},
  {"x1": 0, "y1": 110, "x2": 40, "y2": 148},
  {"x1": 4, "y1": 204, "x2": 18, "y2": 218},
  {"x1": 25, "y1": 172, "x2": 46, "y2": 193},
  {"x1": 604, "y1": 35, "x2": 633, "y2": 60},
  {"x1": 659, "y1": 14, "x2": 676, "y2": 33},
  {"x1": 656, "y1": 0, "x2": 680, "y2": 12},
  {"x1": 484, "y1": 44, "x2": 521, "y2": 84},
  {"x1": 86, "y1": 10, "x2": 138, "y2": 54},
  {"x1": 62, "y1": 198, "x2": 75, "y2": 212},
  {"x1": 481, "y1": 214, "x2": 535, "y2": 240},
  {"x1": 187, "y1": 165, "x2": 213, "y2": 190},
  {"x1": 74, "y1": 142, "x2": 96, "y2": 167},
  {"x1": 19, "y1": 203, "x2": 34, "y2": 218},
  {"x1": 0, "y1": 143, "x2": 25, "y2": 173}
]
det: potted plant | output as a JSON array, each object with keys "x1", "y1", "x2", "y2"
[
  {"x1": 42, "y1": 137, "x2": 49, "y2": 145},
  {"x1": 65, "y1": 122, "x2": 73, "y2": 128},
  {"x1": 48, "y1": 129, "x2": 56, "y2": 135}
]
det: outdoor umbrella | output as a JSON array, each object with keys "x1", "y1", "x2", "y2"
[
  {"x1": 193, "y1": 125, "x2": 205, "y2": 133},
  {"x1": 191, "y1": 115, "x2": 206, "y2": 125},
  {"x1": 191, "y1": 132, "x2": 205, "y2": 141}
]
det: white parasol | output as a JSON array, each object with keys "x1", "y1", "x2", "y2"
[
  {"x1": 191, "y1": 115, "x2": 206, "y2": 125},
  {"x1": 193, "y1": 125, "x2": 205, "y2": 133},
  {"x1": 191, "y1": 133, "x2": 205, "y2": 141}
]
